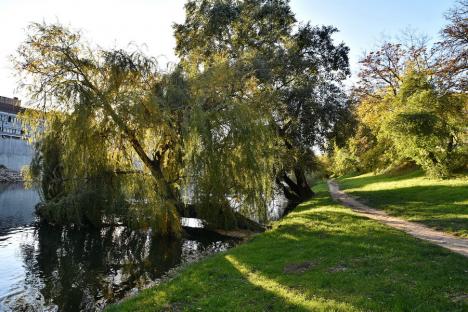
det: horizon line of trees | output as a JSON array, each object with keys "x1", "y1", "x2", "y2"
[{"x1": 328, "y1": 0, "x2": 467, "y2": 178}]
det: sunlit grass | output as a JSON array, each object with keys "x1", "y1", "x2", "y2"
[
  {"x1": 338, "y1": 170, "x2": 468, "y2": 237},
  {"x1": 225, "y1": 255, "x2": 356, "y2": 311},
  {"x1": 107, "y1": 182, "x2": 468, "y2": 311}
]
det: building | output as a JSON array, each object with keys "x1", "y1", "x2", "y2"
[
  {"x1": 0, "y1": 96, "x2": 25, "y2": 139},
  {"x1": 0, "y1": 96, "x2": 33, "y2": 171}
]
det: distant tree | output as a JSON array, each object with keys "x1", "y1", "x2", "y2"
[
  {"x1": 332, "y1": 0, "x2": 468, "y2": 177},
  {"x1": 174, "y1": 0, "x2": 350, "y2": 202},
  {"x1": 356, "y1": 0, "x2": 467, "y2": 94},
  {"x1": 334, "y1": 65, "x2": 467, "y2": 177},
  {"x1": 435, "y1": 0, "x2": 468, "y2": 91},
  {"x1": 356, "y1": 31, "x2": 438, "y2": 98}
]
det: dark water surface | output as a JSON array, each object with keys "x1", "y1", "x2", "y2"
[{"x1": 0, "y1": 184, "x2": 238, "y2": 311}]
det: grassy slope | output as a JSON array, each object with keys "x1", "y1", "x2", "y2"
[
  {"x1": 337, "y1": 170, "x2": 468, "y2": 237},
  {"x1": 107, "y1": 183, "x2": 468, "y2": 312}
]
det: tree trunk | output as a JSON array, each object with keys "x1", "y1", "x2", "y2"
[
  {"x1": 281, "y1": 174, "x2": 304, "y2": 200},
  {"x1": 279, "y1": 167, "x2": 314, "y2": 201},
  {"x1": 176, "y1": 203, "x2": 266, "y2": 232},
  {"x1": 293, "y1": 166, "x2": 315, "y2": 198},
  {"x1": 275, "y1": 177, "x2": 301, "y2": 202},
  {"x1": 276, "y1": 166, "x2": 315, "y2": 217}
]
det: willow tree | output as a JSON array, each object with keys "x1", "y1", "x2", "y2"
[
  {"x1": 16, "y1": 23, "x2": 277, "y2": 234},
  {"x1": 174, "y1": 0, "x2": 350, "y2": 202}
]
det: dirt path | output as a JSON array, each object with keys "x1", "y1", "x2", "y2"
[{"x1": 327, "y1": 180, "x2": 468, "y2": 257}]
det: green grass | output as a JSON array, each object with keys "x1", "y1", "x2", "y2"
[
  {"x1": 107, "y1": 183, "x2": 468, "y2": 312},
  {"x1": 337, "y1": 170, "x2": 468, "y2": 237}
]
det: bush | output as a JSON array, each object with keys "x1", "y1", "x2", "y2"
[
  {"x1": 330, "y1": 145, "x2": 359, "y2": 176},
  {"x1": 385, "y1": 71, "x2": 467, "y2": 178}
]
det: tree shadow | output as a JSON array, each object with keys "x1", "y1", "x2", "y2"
[
  {"x1": 224, "y1": 254, "x2": 358, "y2": 311},
  {"x1": 342, "y1": 184, "x2": 468, "y2": 236},
  {"x1": 109, "y1": 189, "x2": 468, "y2": 311},
  {"x1": 224, "y1": 206, "x2": 468, "y2": 311},
  {"x1": 339, "y1": 170, "x2": 425, "y2": 188}
]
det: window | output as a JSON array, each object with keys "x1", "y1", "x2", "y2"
[{"x1": 8, "y1": 116, "x2": 11, "y2": 122}]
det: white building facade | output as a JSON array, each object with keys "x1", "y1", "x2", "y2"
[
  {"x1": 0, "y1": 96, "x2": 33, "y2": 171},
  {"x1": 0, "y1": 96, "x2": 24, "y2": 139}
]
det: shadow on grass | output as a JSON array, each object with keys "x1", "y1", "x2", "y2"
[
  {"x1": 224, "y1": 254, "x2": 358, "y2": 311},
  {"x1": 226, "y1": 202, "x2": 468, "y2": 311},
  {"x1": 108, "y1": 189, "x2": 468, "y2": 312},
  {"x1": 345, "y1": 185, "x2": 466, "y2": 205},
  {"x1": 344, "y1": 185, "x2": 467, "y2": 236},
  {"x1": 337, "y1": 170, "x2": 468, "y2": 237},
  {"x1": 339, "y1": 170, "x2": 424, "y2": 187}
]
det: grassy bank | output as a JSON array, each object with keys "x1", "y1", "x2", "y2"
[
  {"x1": 107, "y1": 183, "x2": 468, "y2": 312},
  {"x1": 337, "y1": 170, "x2": 468, "y2": 237}
]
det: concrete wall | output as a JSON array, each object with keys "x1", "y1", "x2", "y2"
[{"x1": 0, "y1": 137, "x2": 33, "y2": 171}]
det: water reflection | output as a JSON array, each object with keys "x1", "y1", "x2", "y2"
[
  {"x1": 0, "y1": 183, "x2": 39, "y2": 231},
  {"x1": 0, "y1": 185, "x2": 237, "y2": 311}
]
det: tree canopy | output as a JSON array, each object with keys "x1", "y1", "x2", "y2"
[
  {"x1": 175, "y1": 0, "x2": 350, "y2": 202},
  {"x1": 329, "y1": 0, "x2": 467, "y2": 178},
  {"x1": 16, "y1": 1, "x2": 351, "y2": 234},
  {"x1": 16, "y1": 23, "x2": 279, "y2": 234}
]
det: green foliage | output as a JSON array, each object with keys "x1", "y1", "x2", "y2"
[
  {"x1": 331, "y1": 67, "x2": 467, "y2": 178},
  {"x1": 179, "y1": 59, "x2": 281, "y2": 225},
  {"x1": 27, "y1": 112, "x2": 133, "y2": 229},
  {"x1": 30, "y1": 115, "x2": 65, "y2": 201},
  {"x1": 328, "y1": 4, "x2": 468, "y2": 178},
  {"x1": 16, "y1": 0, "x2": 351, "y2": 232},
  {"x1": 175, "y1": 0, "x2": 350, "y2": 200},
  {"x1": 16, "y1": 22, "x2": 280, "y2": 235},
  {"x1": 184, "y1": 96, "x2": 279, "y2": 225},
  {"x1": 329, "y1": 145, "x2": 359, "y2": 177},
  {"x1": 384, "y1": 70, "x2": 467, "y2": 178}
]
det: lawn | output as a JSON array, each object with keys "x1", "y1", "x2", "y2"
[
  {"x1": 107, "y1": 183, "x2": 468, "y2": 312},
  {"x1": 337, "y1": 170, "x2": 468, "y2": 237}
]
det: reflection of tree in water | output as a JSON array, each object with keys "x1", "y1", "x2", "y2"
[
  {"x1": 37, "y1": 227, "x2": 181, "y2": 311},
  {"x1": 23, "y1": 225, "x2": 182, "y2": 311},
  {"x1": 0, "y1": 183, "x2": 40, "y2": 231},
  {"x1": 17, "y1": 224, "x2": 236, "y2": 311}
]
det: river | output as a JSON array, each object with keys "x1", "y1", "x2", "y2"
[{"x1": 0, "y1": 183, "x2": 238, "y2": 311}]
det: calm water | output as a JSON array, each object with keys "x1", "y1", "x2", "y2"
[{"x1": 0, "y1": 184, "x2": 238, "y2": 311}]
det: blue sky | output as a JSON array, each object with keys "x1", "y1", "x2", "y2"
[
  {"x1": 0, "y1": 0, "x2": 457, "y2": 98},
  {"x1": 290, "y1": 0, "x2": 456, "y2": 79}
]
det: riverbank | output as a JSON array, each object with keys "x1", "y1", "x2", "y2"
[
  {"x1": 0, "y1": 167, "x2": 23, "y2": 183},
  {"x1": 107, "y1": 182, "x2": 468, "y2": 311}
]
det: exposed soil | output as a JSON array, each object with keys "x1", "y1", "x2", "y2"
[{"x1": 283, "y1": 261, "x2": 316, "y2": 274}]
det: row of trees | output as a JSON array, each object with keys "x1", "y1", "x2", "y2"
[
  {"x1": 17, "y1": 0, "x2": 350, "y2": 235},
  {"x1": 330, "y1": 0, "x2": 467, "y2": 178}
]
